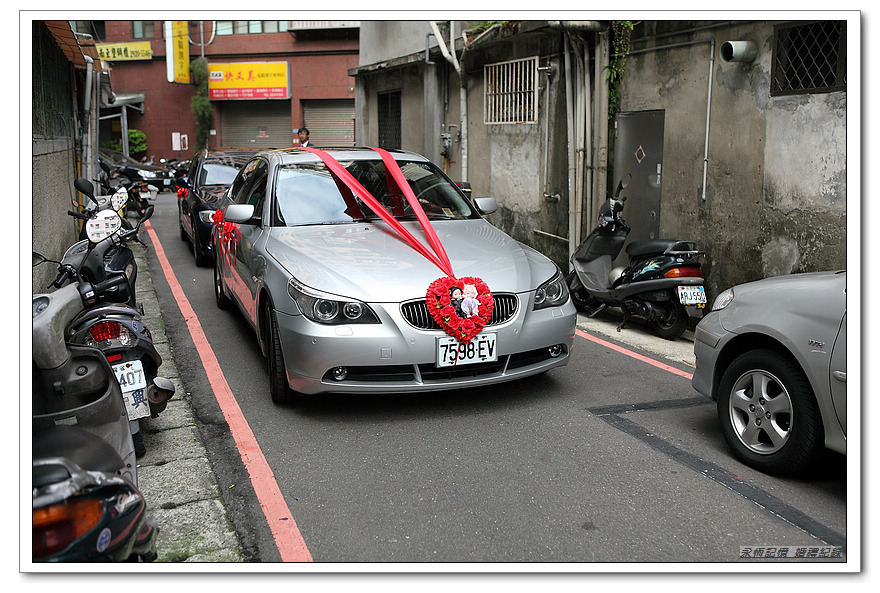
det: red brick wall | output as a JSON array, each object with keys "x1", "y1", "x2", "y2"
[{"x1": 100, "y1": 21, "x2": 358, "y2": 160}]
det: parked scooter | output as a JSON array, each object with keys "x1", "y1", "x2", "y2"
[
  {"x1": 566, "y1": 174, "x2": 706, "y2": 340},
  {"x1": 33, "y1": 220, "x2": 158, "y2": 561},
  {"x1": 50, "y1": 178, "x2": 175, "y2": 456}
]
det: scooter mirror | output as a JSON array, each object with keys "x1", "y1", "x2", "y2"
[
  {"x1": 85, "y1": 209, "x2": 123, "y2": 243},
  {"x1": 110, "y1": 186, "x2": 129, "y2": 212},
  {"x1": 615, "y1": 174, "x2": 632, "y2": 197}
]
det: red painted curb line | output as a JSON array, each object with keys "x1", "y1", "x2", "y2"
[{"x1": 144, "y1": 221, "x2": 312, "y2": 562}]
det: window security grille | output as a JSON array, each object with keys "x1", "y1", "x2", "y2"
[
  {"x1": 378, "y1": 91, "x2": 402, "y2": 150},
  {"x1": 484, "y1": 56, "x2": 539, "y2": 124},
  {"x1": 771, "y1": 21, "x2": 846, "y2": 96}
]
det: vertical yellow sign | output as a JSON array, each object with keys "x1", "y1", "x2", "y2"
[{"x1": 172, "y1": 21, "x2": 190, "y2": 84}]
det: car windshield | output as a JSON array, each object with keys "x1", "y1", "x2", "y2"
[
  {"x1": 272, "y1": 159, "x2": 478, "y2": 227},
  {"x1": 200, "y1": 162, "x2": 243, "y2": 186}
]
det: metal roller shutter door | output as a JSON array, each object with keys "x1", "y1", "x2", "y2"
[
  {"x1": 219, "y1": 100, "x2": 293, "y2": 149},
  {"x1": 303, "y1": 100, "x2": 355, "y2": 147}
]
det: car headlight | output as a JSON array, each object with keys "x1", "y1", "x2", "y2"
[
  {"x1": 198, "y1": 210, "x2": 215, "y2": 224},
  {"x1": 287, "y1": 278, "x2": 380, "y2": 324},
  {"x1": 711, "y1": 288, "x2": 734, "y2": 311},
  {"x1": 533, "y1": 270, "x2": 570, "y2": 310}
]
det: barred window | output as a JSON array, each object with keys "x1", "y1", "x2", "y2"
[
  {"x1": 378, "y1": 90, "x2": 402, "y2": 150},
  {"x1": 484, "y1": 56, "x2": 539, "y2": 124},
  {"x1": 771, "y1": 21, "x2": 846, "y2": 96}
]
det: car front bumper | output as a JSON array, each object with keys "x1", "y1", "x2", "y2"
[
  {"x1": 691, "y1": 311, "x2": 728, "y2": 401},
  {"x1": 275, "y1": 296, "x2": 577, "y2": 395}
]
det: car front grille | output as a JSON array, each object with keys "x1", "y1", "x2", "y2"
[{"x1": 400, "y1": 293, "x2": 519, "y2": 330}]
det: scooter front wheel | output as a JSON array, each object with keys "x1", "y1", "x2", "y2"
[
  {"x1": 649, "y1": 299, "x2": 689, "y2": 340},
  {"x1": 565, "y1": 272, "x2": 604, "y2": 316}
]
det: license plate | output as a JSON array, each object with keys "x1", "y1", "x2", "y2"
[
  {"x1": 112, "y1": 360, "x2": 150, "y2": 420},
  {"x1": 678, "y1": 286, "x2": 707, "y2": 305},
  {"x1": 436, "y1": 333, "x2": 497, "y2": 367}
]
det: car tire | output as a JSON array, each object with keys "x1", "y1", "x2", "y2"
[
  {"x1": 267, "y1": 307, "x2": 297, "y2": 405},
  {"x1": 717, "y1": 349, "x2": 823, "y2": 475},
  {"x1": 213, "y1": 253, "x2": 231, "y2": 310},
  {"x1": 649, "y1": 298, "x2": 689, "y2": 340},
  {"x1": 192, "y1": 216, "x2": 210, "y2": 267}
]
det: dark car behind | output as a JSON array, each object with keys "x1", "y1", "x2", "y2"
[{"x1": 177, "y1": 148, "x2": 258, "y2": 265}]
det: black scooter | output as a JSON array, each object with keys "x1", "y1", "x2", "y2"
[
  {"x1": 33, "y1": 239, "x2": 158, "y2": 562},
  {"x1": 49, "y1": 179, "x2": 175, "y2": 456},
  {"x1": 566, "y1": 175, "x2": 706, "y2": 340}
]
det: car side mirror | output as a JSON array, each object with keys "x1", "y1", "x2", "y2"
[
  {"x1": 223, "y1": 204, "x2": 258, "y2": 225},
  {"x1": 474, "y1": 197, "x2": 498, "y2": 215}
]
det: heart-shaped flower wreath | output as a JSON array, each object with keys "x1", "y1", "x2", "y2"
[{"x1": 426, "y1": 276, "x2": 495, "y2": 343}]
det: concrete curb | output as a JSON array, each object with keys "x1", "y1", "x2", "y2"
[{"x1": 131, "y1": 241, "x2": 246, "y2": 563}]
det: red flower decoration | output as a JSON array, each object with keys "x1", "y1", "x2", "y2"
[
  {"x1": 426, "y1": 276, "x2": 494, "y2": 343},
  {"x1": 213, "y1": 209, "x2": 240, "y2": 269}
]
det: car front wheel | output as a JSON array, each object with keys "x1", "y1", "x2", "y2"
[
  {"x1": 717, "y1": 349, "x2": 822, "y2": 474},
  {"x1": 266, "y1": 307, "x2": 299, "y2": 405}
]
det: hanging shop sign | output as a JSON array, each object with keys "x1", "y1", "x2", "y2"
[
  {"x1": 208, "y1": 62, "x2": 290, "y2": 100},
  {"x1": 96, "y1": 42, "x2": 153, "y2": 61}
]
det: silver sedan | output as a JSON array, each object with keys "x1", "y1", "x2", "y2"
[
  {"x1": 213, "y1": 148, "x2": 576, "y2": 404},
  {"x1": 691, "y1": 270, "x2": 847, "y2": 474}
]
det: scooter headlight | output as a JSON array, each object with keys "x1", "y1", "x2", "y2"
[{"x1": 533, "y1": 270, "x2": 570, "y2": 310}]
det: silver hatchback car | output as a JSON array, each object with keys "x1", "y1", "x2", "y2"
[
  {"x1": 213, "y1": 148, "x2": 576, "y2": 404},
  {"x1": 691, "y1": 271, "x2": 847, "y2": 474}
]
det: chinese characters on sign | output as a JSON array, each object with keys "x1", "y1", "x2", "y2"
[
  {"x1": 96, "y1": 42, "x2": 153, "y2": 61},
  {"x1": 739, "y1": 546, "x2": 844, "y2": 559},
  {"x1": 172, "y1": 21, "x2": 190, "y2": 84},
  {"x1": 208, "y1": 62, "x2": 290, "y2": 100}
]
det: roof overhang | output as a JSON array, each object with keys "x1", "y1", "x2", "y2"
[{"x1": 43, "y1": 20, "x2": 105, "y2": 72}]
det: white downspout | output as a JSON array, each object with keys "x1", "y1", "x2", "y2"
[
  {"x1": 701, "y1": 39, "x2": 716, "y2": 201},
  {"x1": 430, "y1": 21, "x2": 468, "y2": 182}
]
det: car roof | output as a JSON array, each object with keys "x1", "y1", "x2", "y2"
[
  {"x1": 199, "y1": 148, "x2": 261, "y2": 163},
  {"x1": 256, "y1": 147, "x2": 430, "y2": 165}
]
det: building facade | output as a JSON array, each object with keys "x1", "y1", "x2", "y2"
[
  {"x1": 350, "y1": 19, "x2": 851, "y2": 301},
  {"x1": 86, "y1": 20, "x2": 359, "y2": 163}
]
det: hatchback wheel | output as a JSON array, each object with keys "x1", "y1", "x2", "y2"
[{"x1": 717, "y1": 349, "x2": 822, "y2": 474}]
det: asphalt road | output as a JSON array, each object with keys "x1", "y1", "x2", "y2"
[{"x1": 143, "y1": 190, "x2": 847, "y2": 566}]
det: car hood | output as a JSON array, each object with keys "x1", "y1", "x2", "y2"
[
  {"x1": 719, "y1": 270, "x2": 846, "y2": 333},
  {"x1": 266, "y1": 220, "x2": 557, "y2": 302}
]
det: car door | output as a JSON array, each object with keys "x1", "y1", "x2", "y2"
[{"x1": 229, "y1": 158, "x2": 270, "y2": 326}]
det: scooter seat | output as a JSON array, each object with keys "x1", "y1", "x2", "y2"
[{"x1": 625, "y1": 239, "x2": 694, "y2": 257}]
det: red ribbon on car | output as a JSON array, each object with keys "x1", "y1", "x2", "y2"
[{"x1": 298, "y1": 146, "x2": 456, "y2": 278}]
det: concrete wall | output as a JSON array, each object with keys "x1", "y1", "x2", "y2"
[
  {"x1": 619, "y1": 21, "x2": 847, "y2": 296},
  {"x1": 32, "y1": 138, "x2": 80, "y2": 292}
]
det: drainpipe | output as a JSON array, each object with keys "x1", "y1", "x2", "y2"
[
  {"x1": 83, "y1": 55, "x2": 94, "y2": 186},
  {"x1": 701, "y1": 39, "x2": 716, "y2": 201},
  {"x1": 430, "y1": 21, "x2": 468, "y2": 182},
  {"x1": 563, "y1": 34, "x2": 576, "y2": 260}
]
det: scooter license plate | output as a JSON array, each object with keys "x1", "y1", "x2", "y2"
[
  {"x1": 437, "y1": 333, "x2": 497, "y2": 367},
  {"x1": 112, "y1": 360, "x2": 151, "y2": 420},
  {"x1": 678, "y1": 286, "x2": 707, "y2": 305}
]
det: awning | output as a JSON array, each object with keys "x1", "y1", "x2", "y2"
[{"x1": 43, "y1": 20, "x2": 104, "y2": 72}]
